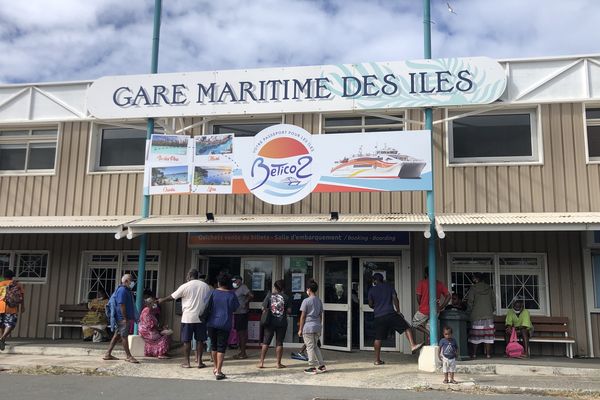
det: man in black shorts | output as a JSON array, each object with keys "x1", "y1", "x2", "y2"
[{"x1": 368, "y1": 273, "x2": 423, "y2": 365}]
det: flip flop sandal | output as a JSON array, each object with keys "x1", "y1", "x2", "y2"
[
  {"x1": 180, "y1": 364, "x2": 192, "y2": 368},
  {"x1": 374, "y1": 360, "x2": 385, "y2": 365},
  {"x1": 450, "y1": 380, "x2": 459, "y2": 384},
  {"x1": 126, "y1": 357, "x2": 140, "y2": 364},
  {"x1": 197, "y1": 363, "x2": 207, "y2": 369},
  {"x1": 102, "y1": 355, "x2": 119, "y2": 361},
  {"x1": 443, "y1": 380, "x2": 449, "y2": 384}
]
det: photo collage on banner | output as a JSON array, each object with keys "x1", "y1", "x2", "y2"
[
  {"x1": 192, "y1": 134, "x2": 235, "y2": 194},
  {"x1": 145, "y1": 134, "x2": 193, "y2": 195}
]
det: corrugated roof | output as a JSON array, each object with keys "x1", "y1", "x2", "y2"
[
  {"x1": 0, "y1": 216, "x2": 137, "y2": 233},
  {"x1": 437, "y1": 212, "x2": 600, "y2": 231},
  {"x1": 125, "y1": 214, "x2": 431, "y2": 236}
]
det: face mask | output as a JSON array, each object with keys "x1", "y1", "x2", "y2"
[
  {"x1": 232, "y1": 282, "x2": 240, "y2": 289},
  {"x1": 128, "y1": 281, "x2": 136, "y2": 289},
  {"x1": 372, "y1": 282, "x2": 377, "y2": 287},
  {"x1": 151, "y1": 303, "x2": 158, "y2": 309}
]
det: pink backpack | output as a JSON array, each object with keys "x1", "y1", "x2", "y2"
[{"x1": 505, "y1": 327, "x2": 524, "y2": 358}]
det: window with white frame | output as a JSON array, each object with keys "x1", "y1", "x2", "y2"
[
  {"x1": 585, "y1": 108, "x2": 600, "y2": 161},
  {"x1": 80, "y1": 251, "x2": 159, "y2": 301},
  {"x1": 591, "y1": 252, "x2": 600, "y2": 309},
  {"x1": 0, "y1": 251, "x2": 50, "y2": 283},
  {"x1": 93, "y1": 126, "x2": 146, "y2": 171},
  {"x1": 323, "y1": 114, "x2": 405, "y2": 134},
  {"x1": 449, "y1": 253, "x2": 548, "y2": 315},
  {"x1": 0, "y1": 128, "x2": 58, "y2": 173},
  {"x1": 209, "y1": 119, "x2": 281, "y2": 137},
  {"x1": 448, "y1": 109, "x2": 539, "y2": 164}
]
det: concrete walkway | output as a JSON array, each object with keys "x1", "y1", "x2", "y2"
[{"x1": 1, "y1": 340, "x2": 600, "y2": 398}]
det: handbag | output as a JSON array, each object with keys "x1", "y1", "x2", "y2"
[
  {"x1": 260, "y1": 295, "x2": 272, "y2": 326},
  {"x1": 505, "y1": 327, "x2": 525, "y2": 358},
  {"x1": 199, "y1": 293, "x2": 214, "y2": 322}
]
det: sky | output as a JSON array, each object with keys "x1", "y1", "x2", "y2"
[{"x1": 0, "y1": 0, "x2": 598, "y2": 84}]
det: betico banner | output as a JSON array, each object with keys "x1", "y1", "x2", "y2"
[
  {"x1": 88, "y1": 57, "x2": 506, "y2": 118},
  {"x1": 143, "y1": 124, "x2": 432, "y2": 205}
]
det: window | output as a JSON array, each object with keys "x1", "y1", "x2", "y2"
[
  {"x1": 323, "y1": 114, "x2": 405, "y2": 134},
  {"x1": 448, "y1": 110, "x2": 539, "y2": 164},
  {"x1": 448, "y1": 253, "x2": 548, "y2": 315},
  {"x1": 0, "y1": 251, "x2": 50, "y2": 283},
  {"x1": 585, "y1": 108, "x2": 600, "y2": 161},
  {"x1": 0, "y1": 128, "x2": 58, "y2": 173},
  {"x1": 210, "y1": 120, "x2": 281, "y2": 137},
  {"x1": 592, "y1": 253, "x2": 600, "y2": 309},
  {"x1": 93, "y1": 126, "x2": 146, "y2": 170},
  {"x1": 80, "y1": 251, "x2": 160, "y2": 301}
]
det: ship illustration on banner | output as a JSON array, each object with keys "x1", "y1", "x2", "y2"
[{"x1": 143, "y1": 124, "x2": 432, "y2": 204}]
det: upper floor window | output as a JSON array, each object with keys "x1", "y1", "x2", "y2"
[
  {"x1": 210, "y1": 119, "x2": 281, "y2": 137},
  {"x1": 448, "y1": 109, "x2": 539, "y2": 164},
  {"x1": 323, "y1": 114, "x2": 405, "y2": 134},
  {"x1": 93, "y1": 126, "x2": 146, "y2": 171},
  {"x1": 586, "y1": 108, "x2": 600, "y2": 162},
  {"x1": 0, "y1": 128, "x2": 58, "y2": 174}
]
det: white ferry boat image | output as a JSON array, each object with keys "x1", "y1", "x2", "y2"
[{"x1": 330, "y1": 145, "x2": 426, "y2": 179}]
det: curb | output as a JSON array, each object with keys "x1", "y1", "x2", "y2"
[{"x1": 457, "y1": 363, "x2": 600, "y2": 378}]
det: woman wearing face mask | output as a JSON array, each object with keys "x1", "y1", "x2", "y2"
[{"x1": 138, "y1": 292, "x2": 172, "y2": 359}]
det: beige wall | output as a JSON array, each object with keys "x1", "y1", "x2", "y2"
[
  {"x1": 412, "y1": 231, "x2": 589, "y2": 356},
  {"x1": 591, "y1": 314, "x2": 600, "y2": 356},
  {"x1": 0, "y1": 233, "x2": 191, "y2": 340}
]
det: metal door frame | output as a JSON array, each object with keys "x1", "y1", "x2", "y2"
[{"x1": 320, "y1": 256, "x2": 352, "y2": 352}]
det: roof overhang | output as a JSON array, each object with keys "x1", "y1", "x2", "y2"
[
  {"x1": 0, "y1": 215, "x2": 137, "y2": 234},
  {"x1": 122, "y1": 214, "x2": 431, "y2": 239},
  {"x1": 436, "y1": 213, "x2": 600, "y2": 233}
]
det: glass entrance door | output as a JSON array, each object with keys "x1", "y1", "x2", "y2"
[
  {"x1": 359, "y1": 258, "x2": 401, "y2": 351},
  {"x1": 321, "y1": 257, "x2": 352, "y2": 351},
  {"x1": 241, "y1": 257, "x2": 275, "y2": 311}
]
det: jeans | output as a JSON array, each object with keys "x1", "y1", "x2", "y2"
[{"x1": 303, "y1": 332, "x2": 324, "y2": 367}]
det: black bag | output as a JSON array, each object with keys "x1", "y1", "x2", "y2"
[
  {"x1": 199, "y1": 293, "x2": 214, "y2": 322},
  {"x1": 260, "y1": 296, "x2": 272, "y2": 326}
]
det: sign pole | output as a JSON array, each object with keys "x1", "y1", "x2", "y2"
[
  {"x1": 135, "y1": 0, "x2": 162, "y2": 333},
  {"x1": 423, "y1": 0, "x2": 438, "y2": 347}
]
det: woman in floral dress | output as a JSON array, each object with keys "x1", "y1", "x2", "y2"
[{"x1": 138, "y1": 295, "x2": 172, "y2": 358}]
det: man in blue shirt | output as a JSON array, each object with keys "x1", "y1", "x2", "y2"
[
  {"x1": 103, "y1": 274, "x2": 139, "y2": 363},
  {"x1": 368, "y1": 273, "x2": 423, "y2": 365}
]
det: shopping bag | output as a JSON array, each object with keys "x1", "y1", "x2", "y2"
[{"x1": 505, "y1": 327, "x2": 524, "y2": 358}]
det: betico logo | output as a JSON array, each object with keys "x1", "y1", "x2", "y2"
[{"x1": 243, "y1": 124, "x2": 318, "y2": 205}]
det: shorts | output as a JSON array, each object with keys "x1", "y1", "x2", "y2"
[
  {"x1": 374, "y1": 313, "x2": 410, "y2": 341},
  {"x1": 442, "y1": 356, "x2": 457, "y2": 373},
  {"x1": 181, "y1": 322, "x2": 207, "y2": 343},
  {"x1": 0, "y1": 313, "x2": 18, "y2": 328},
  {"x1": 262, "y1": 325, "x2": 287, "y2": 346},
  {"x1": 207, "y1": 327, "x2": 229, "y2": 353},
  {"x1": 234, "y1": 313, "x2": 249, "y2": 331},
  {"x1": 412, "y1": 311, "x2": 430, "y2": 330},
  {"x1": 116, "y1": 319, "x2": 129, "y2": 337}
]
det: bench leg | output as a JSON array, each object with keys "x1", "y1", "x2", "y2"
[{"x1": 52, "y1": 327, "x2": 56, "y2": 341}]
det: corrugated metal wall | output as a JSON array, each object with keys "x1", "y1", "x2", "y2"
[
  {"x1": 591, "y1": 314, "x2": 600, "y2": 356},
  {"x1": 412, "y1": 231, "x2": 589, "y2": 356},
  {"x1": 0, "y1": 233, "x2": 191, "y2": 340}
]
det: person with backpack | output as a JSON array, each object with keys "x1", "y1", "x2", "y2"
[
  {"x1": 257, "y1": 279, "x2": 291, "y2": 369},
  {"x1": 0, "y1": 269, "x2": 25, "y2": 351},
  {"x1": 438, "y1": 326, "x2": 459, "y2": 384},
  {"x1": 103, "y1": 274, "x2": 139, "y2": 363}
]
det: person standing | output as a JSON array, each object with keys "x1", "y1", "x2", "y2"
[
  {"x1": 368, "y1": 273, "x2": 423, "y2": 365},
  {"x1": 412, "y1": 270, "x2": 450, "y2": 341},
  {"x1": 0, "y1": 269, "x2": 25, "y2": 351},
  {"x1": 298, "y1": 279, "x2": 326, "y2": 374},
  {"x1": 206, "y1": 272, "x2": 239, "y2": 380},
  {"x1": 438, "y1": 326, "x2": 459, "y2": 384},
  {"x1": 232, "y1": 275, "x2": 253, "y2": 360},
  {"x1": 258, "y1": 279, "x2": 290, "y2": 369},
  {"x1": 158, "y1": 268, "x2": 211, "y2": 368},
  {"x1": 103, "y1": 274, "x2": 138, "y2": 363},
  {"x1": 465, "y1": 272, "x2": 496, "y2": 358}
]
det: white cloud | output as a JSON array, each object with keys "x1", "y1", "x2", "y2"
[{"x1": 0, "y1": 0, "x2": 598, "y2": 83}]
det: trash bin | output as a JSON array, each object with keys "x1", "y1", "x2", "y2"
[{"x1": 439, "y1": 309, "x2": 470, "y2": 360}]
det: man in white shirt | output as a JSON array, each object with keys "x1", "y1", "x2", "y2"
[{"x1": 158, "y1": 269, "x2": 210, "y2": 368}]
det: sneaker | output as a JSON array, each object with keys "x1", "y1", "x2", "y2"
[
  {"x1": 0, "y1": 339, "x2": 5, "y2": 351},
  {"x1": 304, "y1": 367, "x2": 318, "y2": 374},
  {"x1": 317, "y1": 365, "x2": 327, "y2": 373},
  {"x1": 291, "y1": 352, "x2": 308, "y2": 361}
]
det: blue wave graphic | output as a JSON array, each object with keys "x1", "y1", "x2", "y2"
[{"x1": 320, "y1": 172, "x2": 432, "y2": 191}]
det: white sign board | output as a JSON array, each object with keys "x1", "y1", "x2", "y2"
[{"x1": 87, "y1": 57, "x2": 506, "y2": 119}]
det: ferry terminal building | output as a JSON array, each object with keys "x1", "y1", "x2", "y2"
[{"x1": 1, "y1": 54, "x2": 600, "y2": 357}]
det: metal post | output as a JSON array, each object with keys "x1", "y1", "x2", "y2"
[
  {"x1": 423, "y1": 0, "x2": 438, "y2": 346},
  {"x1": 135, "y1": 0, "x2": 162, "y2": 333}
]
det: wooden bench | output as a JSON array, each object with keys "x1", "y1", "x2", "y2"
[
  {"x1": 47, "y1": 304, "x2": 89, "y2": 340},
  {"x1": 494, "y1": 315, "x2": 576, "y2": 358}
]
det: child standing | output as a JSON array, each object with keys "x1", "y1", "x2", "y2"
[
  {"x1": 298, "y1": 279, "x2": 326, "y2": 374},
  {"x1": 438, "y1": 326, "x2": 458, "y2": 384}
]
